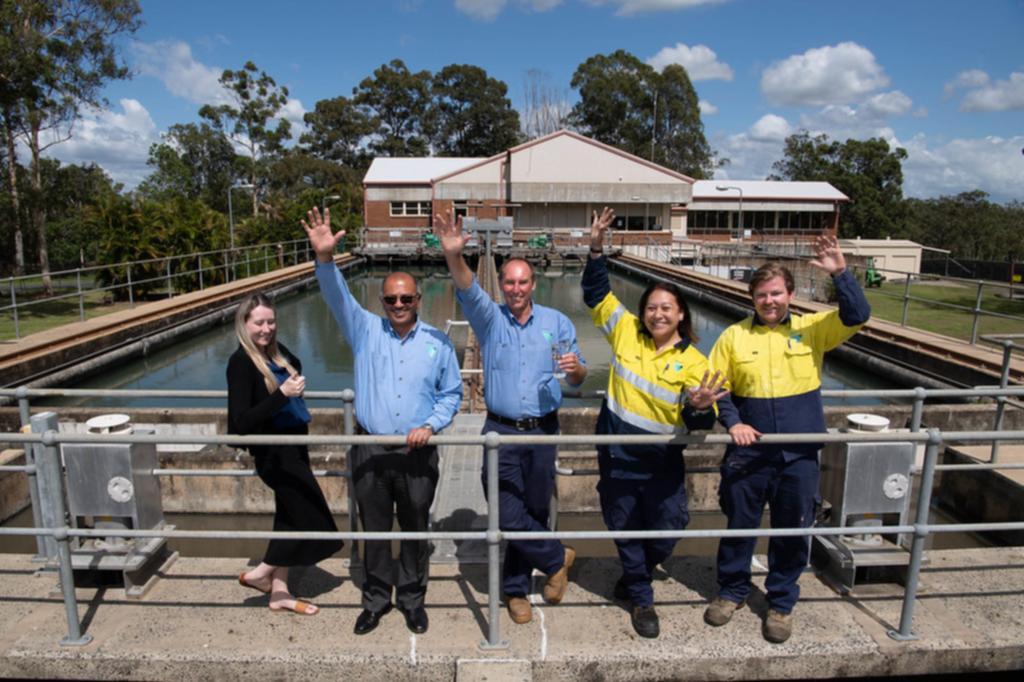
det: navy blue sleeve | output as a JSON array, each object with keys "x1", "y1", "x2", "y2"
[
  {"x1": 682, "y1": 404, "x2": 717, "y2": 432},
  {"x1": 581, "y1": 254, "x2": 611, "y2": 309},
  {"x1": 833, "y1": 269, "x2": 871, "y2": 327}
]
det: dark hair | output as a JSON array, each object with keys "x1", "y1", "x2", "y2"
[
  {"x1": 637, "y1": 282, "x2": 698, "y2": 344},
  {"x1": 749, "y1": 262, "x2": 794, "y2": 294}
]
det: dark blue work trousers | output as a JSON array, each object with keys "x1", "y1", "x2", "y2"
[
  {"x1": 481, "y1": 417, "x2": 566, "y2": 597},
  {"x1": 715, "y1": 452, "x2": 819, "y2": 614},
  {"x1": 598, "y1": 460, "x2": 689, "y2": 607}
]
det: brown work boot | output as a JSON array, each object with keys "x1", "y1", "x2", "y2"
[
  {"x1": 703, "y1": 597, "x2": 745, "y2": 627},
  {"x1": 506, "y1": 595, "x2": 532, "y2": 624},
  {"x1": 542, "y1": 546, "x2": 576, "y2": 604},
  {"x1": 762, "y1": 609, "x2": 793, "y2": 643}
]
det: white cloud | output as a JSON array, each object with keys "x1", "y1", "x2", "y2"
[
  {"x1": 944, "y1": 69, "x2": 989, "y2": 97},
  {"x1": 279, "y1": 98, "x2": 308, "y2": 138},
  {"x1": 43, "y1": 99, "x2": 159, "y2": 188},
  {"x1": 454, "y1": 0, "x2": 561, "y2": 21},
  {"x1": 902, "y1": 134, "x2": 1024, "y2": 201},
  {"x1": 761, "y1": 42, "x2": 889, "y2": 107},
  {"x1": 748, "y1": 114, "x2": 791, "y2": 142},
  {"x1": 585, "y1": 0, "x2": 725, "y2": 16},
  {"x1": 960, "y1": 71, "x2": 1024, "y2": 112},
  {"x1": 132, "y1": 40, "x2": 230, "y2": 106},
  {"x1": 646, "y1": 43, "x2": 733, "y2": 81},
  {"x1": 699, "y1": 99, "x2": 718, "y2": 115},
  {"x1": 862, "y1": 90, "x2": 913, "y2": 117}
]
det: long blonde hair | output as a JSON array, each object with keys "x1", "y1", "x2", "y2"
[{"x1": 234, "y1": 293, "x2": 298, "y2": 392}]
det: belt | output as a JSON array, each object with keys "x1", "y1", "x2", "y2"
[{"x1": 486, "y1": 410, "x2": 557, "y2": 432}]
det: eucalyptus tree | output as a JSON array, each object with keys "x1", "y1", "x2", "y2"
[
  {"x1": 200, "y1": 61, "x2": 292, "y2": 218},
  {"x1": 353, "y1": 59, "x2": 434, "y2": 157},
  {"x1": 431, "y1": 64, "x2": 521, "y2": 156},
  {"x1": 0, "y1": 0, "x2": 141, "y2": 286}
]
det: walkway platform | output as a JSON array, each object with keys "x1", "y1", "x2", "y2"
[
  {"x1": 431, "y1": 413, "x2": 488, "y2": 563},
  {"x1": 0, "y1": 548, "x2": 1021, "y2": 680}
]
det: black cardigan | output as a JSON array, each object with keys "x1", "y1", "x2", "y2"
[{"x1": 226, "y1": 343, "x2": 302, "y2": 436}]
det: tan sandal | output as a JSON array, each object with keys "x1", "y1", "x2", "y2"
[
  {"x1": 270, "y1": 600, "x2": 318, "y2": 616},
  {"x1": 238, "y1": 572, "x2": 271, "y2": 595}
]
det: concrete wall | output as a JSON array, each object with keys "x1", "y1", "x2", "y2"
[{"x1": 3, "y1": 403, "x2": 1016, "y2": 523}]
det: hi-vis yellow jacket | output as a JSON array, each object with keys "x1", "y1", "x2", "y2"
[
  {"x1": 583, "y1": 255, "x2": 715, "y2": 479},
  {"x1": 710, "y1": 269, "x2": 871, "y2": 460}
]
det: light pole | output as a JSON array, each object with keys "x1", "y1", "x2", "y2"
[
  {"x1": 227, "y1": 183, "x2": 256, "y2": 251},
  {"x1": 716, "y1": 185, "x2": 744, "y2": 243},
  {"x1": 322, "y1": 194, "x2": 342, "y2": 212}
]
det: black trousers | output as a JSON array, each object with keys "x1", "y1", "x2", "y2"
[{"x1": 351, "y1": 443, "x2": 439, "y2": 611}]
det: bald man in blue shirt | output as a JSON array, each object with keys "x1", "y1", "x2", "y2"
[{"x1": 304, "y1": 208, "x2": 462, "y2": 636}]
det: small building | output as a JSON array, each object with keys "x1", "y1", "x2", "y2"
[
  {"x1": 361, "y1": 130, "x2": 847, "y2": 253},
  {"x1": 840, "y1": 238, "x2": 923, "y2": 277}
]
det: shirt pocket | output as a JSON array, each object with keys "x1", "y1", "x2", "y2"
[{"x1": 783, "y1": 344, "x2": 816, "y2": 379}]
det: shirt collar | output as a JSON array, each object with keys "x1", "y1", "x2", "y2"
[
  {"x1": 384, "y1": 316, "x2": 420, "y2": 339},
  {"x1": 752, "y1": 311, "x2": 791, "y2": 328}
]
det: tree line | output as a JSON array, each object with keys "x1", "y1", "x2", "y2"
[{"x1": 1, "y1": 1, "x2": 1020, "y2": 297}]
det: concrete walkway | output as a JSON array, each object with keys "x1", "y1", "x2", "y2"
[{"x1": 1, "y1": 548, "x2": 1022, "y2": 680}]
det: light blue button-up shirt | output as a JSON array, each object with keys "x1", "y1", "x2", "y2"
[
  {"x1": 316, "y1": 261, "x2": 462, "y2": 435},
  {"x1": 456, "y1": 278, "x2": 584, "y2": 419}
]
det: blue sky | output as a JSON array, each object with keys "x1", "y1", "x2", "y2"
[{"x1": 49, "y1": 0, "x2": 1024, "y2": 202}]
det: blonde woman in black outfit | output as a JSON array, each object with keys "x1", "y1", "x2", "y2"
[{"x1": 228, "y1": 293, "x2": 343, "y2": 615}]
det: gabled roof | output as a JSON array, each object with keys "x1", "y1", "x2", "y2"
[
  {"x1": 432, "y1": 128, "x2": 696, "y2": 184},
  {"x1": 693, "y1": 180, "x2": 848, "y2": 202},
  {"x1": 364, "y1": 157, "x2": 481, "y2": 184}
]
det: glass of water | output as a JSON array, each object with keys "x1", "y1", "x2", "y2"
[{"x1": 551, "y1": 340, "x2": 571, "y2": 380}]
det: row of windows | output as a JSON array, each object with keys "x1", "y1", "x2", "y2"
[
  {"x1": 688, "y1": 210, "x2": 831, "y2": 232},
  {"x1": 389, "y1": 201, "x2": 432, "y2": 217}
]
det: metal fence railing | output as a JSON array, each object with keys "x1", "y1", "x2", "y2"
[
  {"x1": 681, "y1": 241, "x2": 1024, "y2": 347},
  {"x1": 1, "y1": 385, "x2": 1024, "y2": 649},
  {"x1": 1, "y1": 239, "x2": 313, "y2": 340}
]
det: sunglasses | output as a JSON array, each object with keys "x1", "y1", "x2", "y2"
[{"x1": 381, "y1": 294, "x2": 420, "y2": 305}]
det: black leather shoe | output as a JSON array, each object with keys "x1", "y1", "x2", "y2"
[
  {"x1": 400, "y1": 605, "x2": 428, "y2": 634},
  {"x1": 613, "y1": 578, "x2": 630, "y2": 602},
  {"x1": 631, "y1": 606, "x2": 660, "y2": 639},
  {"x1": 354, "y1": 603, "x2": 392, "y2": 635}
]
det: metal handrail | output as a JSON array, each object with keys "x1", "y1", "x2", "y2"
[
  {"x1": 1, "y1": 239, "x2": 313, "y2": 340},
  {"x1": 3, "y1": 421, "x2": 1024, "y2": 648}
]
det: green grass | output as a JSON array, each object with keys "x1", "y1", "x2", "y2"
[
  {"x1": 863, "y1": 280, "x2": 1024, "y2": 345},
  {"x1": 0, "y1": 289, "x2": 136, "y2": 341}
]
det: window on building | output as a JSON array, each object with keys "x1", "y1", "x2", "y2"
[{"x1": 389, "y1": 201, "x2": 432, "y2": 217}]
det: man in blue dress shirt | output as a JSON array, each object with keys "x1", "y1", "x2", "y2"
[
  {"x1": 434, "y1": 211, "x2": 587, "y2": 625},
  {"x1": 303, "y1": 208, "x2": 462, "y2": 636}
]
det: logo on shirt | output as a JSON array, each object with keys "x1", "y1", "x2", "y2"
[
  {"x1": 673, "y1": 362, "x2": 684, "y2": 372},
  {"x1": 790, "y1": 333, "x2": 803, "y2": 344},
  {"x1": 541, "y1": 330, "x2": 554, "y2": 343},
  {"x1": 426, "y1": 343, "x2": 438, "y2": 358}
]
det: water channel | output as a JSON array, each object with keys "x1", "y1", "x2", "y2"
[{"x1": 46, "y1": 265, "x2": 899, "y2": 408}]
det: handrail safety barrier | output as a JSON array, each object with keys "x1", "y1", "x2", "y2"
[
  {"x1": 682, "y1": 241, "x2": 1024, "y2": 347},
  {"x1": 1, "y1": 239, "x2": 313, "y2": 340},
  {"x1": 1, "y1": 385, "x2": 1024, "y2": 649}
]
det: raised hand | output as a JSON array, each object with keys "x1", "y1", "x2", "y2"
[
  {"x1": 432, "y1": 209, "x2": 471, "y2": 258},
  {"x1": 301, "y1": 207, "x2": 346, "y2": 263},
  {"x1": 590, "y1": 206, "x2": 615, "y2": 251},
  {"x1": 809, "y1": 233, "x2": 846, "y2": 275},
  {"x1": 685, "y1": 370, "x2": 730, "y2": 410}
]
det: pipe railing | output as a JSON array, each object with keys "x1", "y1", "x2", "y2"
[
  {"x1": 1, "y1": 239, "x2": 312, "y2": 340},
  {"x1": 3, "y1": 385, "x2": 1024, "y2": 648}
]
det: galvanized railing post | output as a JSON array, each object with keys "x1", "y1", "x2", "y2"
[
  {"x1": 909, "y1": 386, "x2": 926, "y2": 432},
  {"x1": 890, "y1": 428, "x2": 942, "y2": 641},
  {"x1": 198, "y1": 255, "x2": 204, "y2": 291},
  {"x1": 991, "y1": 340, "x2": 1013, "y2": 464},
  {"x1": 9, "y1": 276, "x2": 19, "y2": 339},
  {"x1": 245, "y1": 248, "x2": 251, "y2": 279},
  {"x1": 341, "y1": 389, "x2": 359, "y2": 567},
  {"x1": 17, "y1": 386, "x2": 46, "y2": 559},
  {"x1": 126, "y1": 264, "x2": 134, "y2": 306},
  {"x1": 166, "y1": 259, "x2": 173, "y2": 298},
  {"x1": 900, "y1": 273, "x2": 912, "y2": 327},
  {"x1": 34, "y1": 422, "x2": 92, "y2": 646},
  {"x1": 29, "y1": 412, "x2": 60, "y2": 561},
  {"x1": 223, "y1": 251, "x2": 230, "y2": 283},
  {"x1": 76, "y1": 269, "x2": 85, "y2": 322},
  {"x1": 481, "y1": 430, "x2": 507, "y2": 649},
  {"x1": 969, "y1": 280, "x2": 985, "y2": 345}
]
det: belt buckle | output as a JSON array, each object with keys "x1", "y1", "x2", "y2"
[{"x1": 515, "y1": 417, "x2": 537, "y2": 431}]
